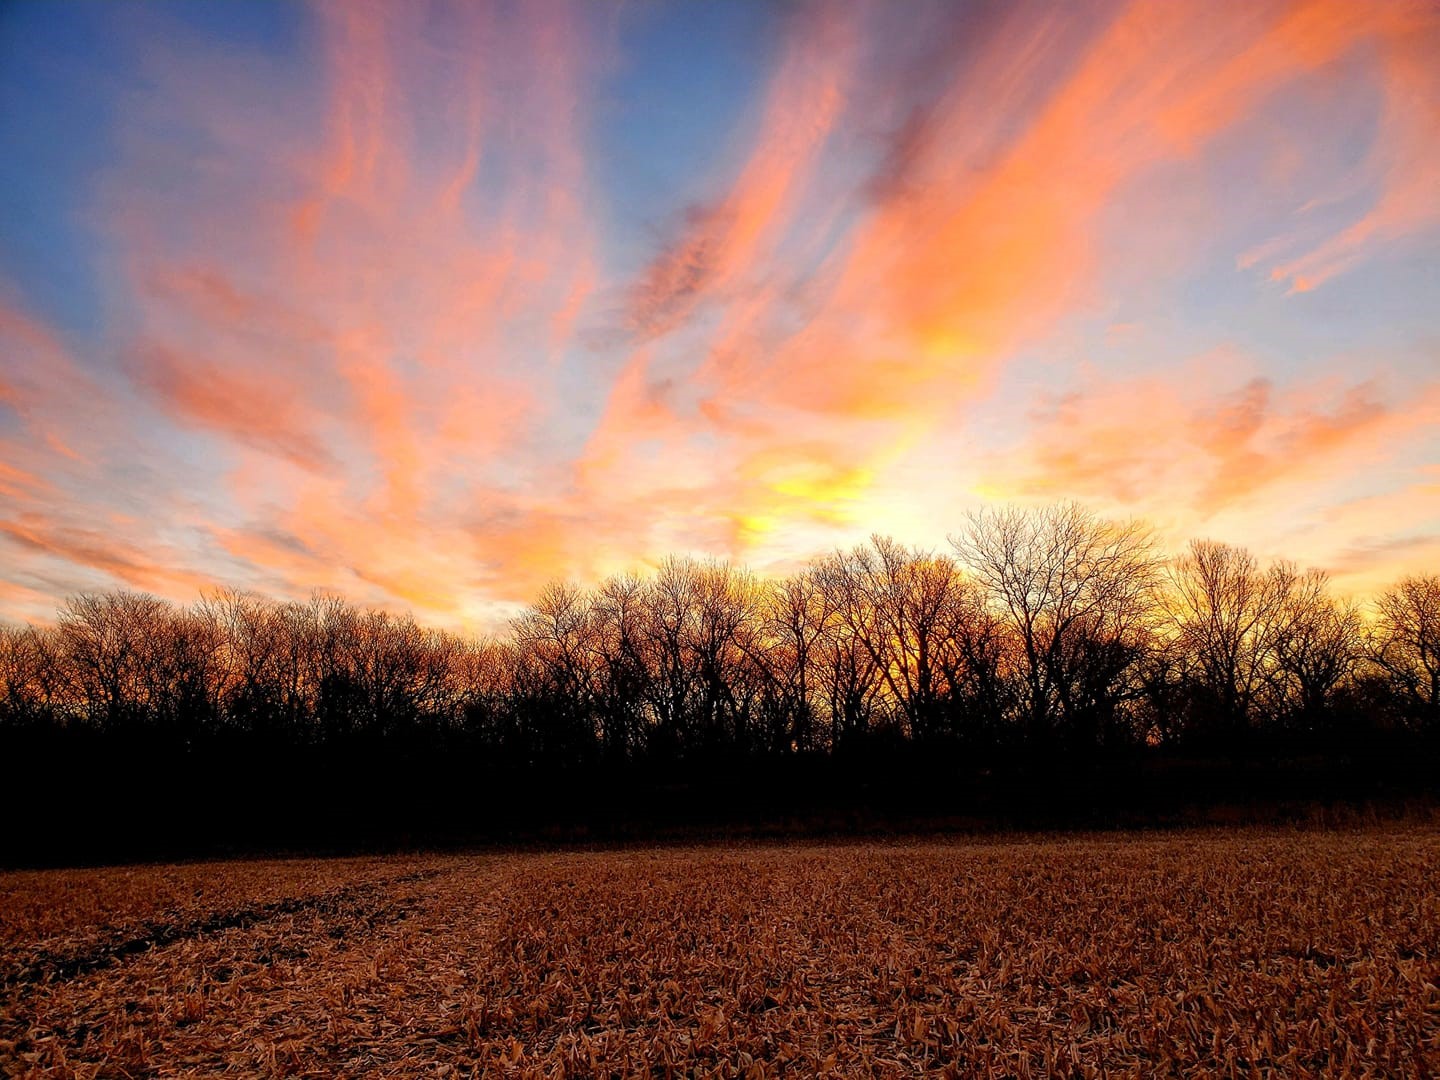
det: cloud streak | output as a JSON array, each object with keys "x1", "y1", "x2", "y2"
[{"x1": 0, "y1": 0, "x2": 1436, "y2": 626}]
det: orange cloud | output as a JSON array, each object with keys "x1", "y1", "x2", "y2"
[
  {"x1": 76, "y1": 1, "x2": 602, "y2": 623},
  {"x1": 0, "y1": 356, "x2": 223, "y2": 609},
  {"x1": 1, "y1": 1, "x2": 1436, "y2": 630},
  {"x1": 1192, "y1": 379, "x2": 1398, "y2": 509},
  {"x1": 580, "y1": 0, "x2": 1432, "y2": 573},
  {"x1": 983, "y1": 358, "x2": 1440, "y2": 523},
  {"x1": 0, "y1": 513, "x2": 218, "y2": 600},
  {"x1": 134, "y1": 345, "x2": 337, "y2": 472},
  {"x1": 625, "y1": 5, "x2": 857, "y2": 342},
  {"x1": 776, "y1": 0, "x2": 1404, "y2": 411}
]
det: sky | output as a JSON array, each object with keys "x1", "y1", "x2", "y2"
[{"x1": 0, "y1": 0, "x2": 1437, "y2": 631}]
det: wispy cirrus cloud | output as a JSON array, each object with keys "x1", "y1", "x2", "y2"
[
  {"x1": 576, "y1": 0, "x2": 1440, "y2": 577},
  {"x1": 1244, "y1": 3, "x2": 1440, "y2": 293},
  {"x1": 624, "y1": 4, "x2": 858, "y2": 343},
  {"x1": 0, "y1": 0, "x2": 1436, "y2": 626},
  {"x1": 77, "y1": 1, "x2": 604, "y2": 619}
]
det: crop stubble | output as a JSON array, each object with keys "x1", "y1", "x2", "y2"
[{"x1": 1, "y1": 830, "x2": 1436, "y2": 1077}]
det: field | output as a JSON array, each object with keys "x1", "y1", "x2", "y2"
[{"x1": 2, "y1": 831, "x2": 1437, "y2": 1077}]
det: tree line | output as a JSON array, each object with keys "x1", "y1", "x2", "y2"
[{"x1": 3, "y1": 503, "x2": 1436, "y2": 771}]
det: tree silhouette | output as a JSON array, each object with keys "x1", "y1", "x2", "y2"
[
  {"x1": 2, "y1": 503, "x2": 1435, "y2": 858},
  {"x1": 953, "y1": 504, "x2": 1160, "y2": 750},
  {"x1": 1370, "y1": 575, "x2": 1440, "y2": 732}
]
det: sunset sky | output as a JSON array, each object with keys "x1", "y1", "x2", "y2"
[{"x1": 1, "y1": 0, "x2": 1437, "y2": 630}]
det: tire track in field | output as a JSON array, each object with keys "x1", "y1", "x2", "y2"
[
  {"x1": 2, "y1": 857, "x2": 520, "y2": 1078},
  {"x1": 0, "y1": 867, "x2": 446, "y2": 990}
]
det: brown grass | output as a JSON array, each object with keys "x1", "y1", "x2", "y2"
[{"x1": 1, "y1": 829, "x2": 1437, "y2": 1077}]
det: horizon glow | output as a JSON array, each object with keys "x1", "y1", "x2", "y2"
[{"x1": 1, "y1": 0, "x2": 1437, "y2": 631}]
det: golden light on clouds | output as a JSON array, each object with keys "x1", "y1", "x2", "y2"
[{"x1": 0, "y1": 0, "x2": 1436, "y2": 628}]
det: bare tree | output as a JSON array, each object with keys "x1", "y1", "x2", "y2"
[
  {"x1": 818, "y1": 538, "x2": 984, "y2": 742},
  {"x1": 640, "y1": 557, "x2": 703, "y2": 757},
  {"x1": 1268, "y1": 566, "x2": 1362, "y2": 732},
  {"x1": 1369, "y1": 574, "x2": 1440, "y2": 732},
  {"x1": 686, "y1": 560, "x2": 763, "y2": 753},
  {"x1": 1163, "y1": 541, "x2": 1288, "y2": 739},
  {"x1": 0, "y1": 624, "x2": 62, "y2": 728},
  {"x1": 56, "y1": 592, "x2": 171, "y2": 730},
  {"x1": 754, "y1": 569, "x2": 835, "y2": 753},
  {"x1": 198, "y1": 588, "x2": 296, "y2": 737},
  {"x1": 3, "y1": 502, "x2": 1434, "y2": 832},
  {"x1": 144, "y1": 603, "x2": 227, "y2": 738},
  {"x1": 953, "y1": 504, "x2": 1160, "y2": 748},
  {"x1": 590, "y1": 573, "x2": 652, "y2": 760},
  {"x1": 511, "y1": 580, "x2": 600, "y2": 762}
]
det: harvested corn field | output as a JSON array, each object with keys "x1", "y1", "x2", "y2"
[{"x1": 2, "y1": 830, "x2": 1438, "y2": 1077}]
